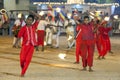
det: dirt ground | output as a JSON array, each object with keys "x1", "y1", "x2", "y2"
[{"x1": 0, "y1": 36, "x2": 120, "y2": 80}]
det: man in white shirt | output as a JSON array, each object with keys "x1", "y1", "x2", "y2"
[
  {"x1": 36, "y1": 15, "x2": 48, "y2": 51},
  {"x1": 64, "y1": 17, "x2": 75, "y2": 48}
]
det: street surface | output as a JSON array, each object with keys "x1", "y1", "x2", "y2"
[{"x1": 0, "y1": 36, "x2": 120, "y2": 80}]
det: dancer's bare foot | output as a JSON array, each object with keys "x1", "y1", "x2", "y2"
[
  {"x1": 20, "y1": 74, "x2": 24, "y2": 77},
  {"x1": 102, "y1": 56, "x2": 105, "y2": 59},
  {"x1": 80, "y1": 67, "x2": 87, "y2": 71},
  {"x1": 97, "y1": 56, "x2": 101, "y2": 60},
  {"x1": 41, "y1": 46, "x2": 44, "y2": 52},
  {"x1": 35, "y1": 46, "x2": 39, "y2": 51},
  {"x1": 12, "y1": 45, "x2": 16, "y2": 48},
  {"x1": 73, "y1": 62, "x2": 79, "y2": 64},
  {"x1": 109, "y1": 51, "x2": 113, "y2": 54},
  {"x1": 89, "y1": 67, "x2": 93, "y2": 72}
]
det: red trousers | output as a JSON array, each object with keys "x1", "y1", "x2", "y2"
[
  {"x1": 95, "y1": 35, "x2": 102, "y2": 56},
  {"x1": 37, "y1": 30, "x2": 45, "y2": 46},
  {"x1": 80, "y1": 40, "x2": 95, "y2": 67},
  {"x1": 99, "y1": 37, "x2": 111, "y2": 57},
  {"x1": 20, "y1": 44, "x2": 34, "y2": 75},
  {"x1": 106, "y1": 38, "x2": 111, "y2": 51},
  {"x1": 75, "y1": 40, "x2": 81, "y2": 62}
]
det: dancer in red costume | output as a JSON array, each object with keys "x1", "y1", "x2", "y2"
[
  {"x1": 80, "y1": 16, "x2": 95, "y2": 72},
  {"x1": 74, "y1": 20, "x2": 82, "y2": 64},
  {"x1": 91, "y1": 19, "x2": 102, "y2": 59},
  {"x1": 13, "y1": 11, "x2": 39, "y2": 77},
  {"x1": 97, "y1": 21, "x2": 112, "y2": 59}
]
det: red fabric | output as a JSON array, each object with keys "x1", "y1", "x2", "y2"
[
  {"x1": 20, "y1": 44, "x2": 34, "y2": 75},
  {"x1": 90, "y1": 21, "x2": 102, "y2": 56},
  {"x1": 76, "y1": 24, "x2": 82, "y2": 40},
  {"x1": 75, "y1": 24, "x2": 82, "y2": 62},
  {"x1": 98, "y1": 26, "x2": 112, "y2": 57},
  {"x1": 81, "y1": 23, "x2": 94, "y2": 40},
  {"x1": 18, "y1": 21, "x2": 38, "y2": 75},
  {"x1": 98, "y1": 26, "x2": 112, "y2": 39},
  {"x1": 99, "y1": 36, "x2": 111, "y2": 57},
  {"x1": 75, "y1": 41, "x2": 81, "y2": 62},
  {"x1": 80, "y1": 40, "x2": 95, "y2": 67},
  {"x1": 37, "y1": 30, "x2": 45, "y2": 46},
  {"x1": 93, "y1": 24, "x2": 102, "y2": 56},
  {"x1": 18, "y1": 21, "x2": 38, "y2": 46},
  {"x1": 33, "y1": 21, "x2": 39, "y2": 30},
  {"x1": 80, "y1": 23, "x2": 95, "y2": 67},
  {"x1": 100, "y1": 38, "x2": 108, "y2": 56},
  {"x1": 106, "y1": 38, "x2": 111, "y2": 51},
  {"x1": 95, "y1": 35, "x2": 102, "y2": 56}
]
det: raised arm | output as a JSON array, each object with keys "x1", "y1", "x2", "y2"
[{"x1": 28, "y1": 10, "x2": 41, "y2": 21}]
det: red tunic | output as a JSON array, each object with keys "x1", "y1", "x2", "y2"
[
  {"x1": 18, "y1": 21, "x2": 38, "y2": 46},
  {"x1": 81, "y1": 23, "x2": 94, "y2": 40}
]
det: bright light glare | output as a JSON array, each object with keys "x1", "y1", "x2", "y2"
[
  {"x1": 67, "y1": 35, "x2": 73, "y2": 41},
  {"x1": 104, "y1": 17, "x2": 110, "y2": 21},
  {"x1": 58, "y1": 53, "x2": 66, "y2": 60},
  {"x1": 44, "y1": 41, "x2": 47, "y2": 46},
  {"x1": 25, "y1": 15, "x2": 28, "y2": 19},
  {"x1": 90, "y1": 15, "x2": 94, "y2": 19},
  {"x1": 56, "y1": 8, "x2": 61, "y2": 12},
  {"x1": 95, "y1": 11, "x2": 101, "y2": 13},
  {"x1": 18, "y1": 13, "x2": 22, "y2": 18},
  {"x1": 67, "y1": 13, "x2": 72, "y2": 19},
  {"x1": 90, "y1": 12, "x2": 95, "y2": 16},
  {"x1": 114, "y1": 15, "x2": 118, "y2": 19},
  {"x1": 33, "y1": 2, "x2": 37, "y2": 5},
  {"x1": 39, "y1": 11, "x2": 44, "y2": 16}
]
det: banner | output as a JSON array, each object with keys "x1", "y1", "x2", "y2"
[
  {"x1": 84, "y1": 0, "x2": 114, "y2": 3},
  {"x1": 31, "y1": 0, "x2": 67, "y2": 2}
]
